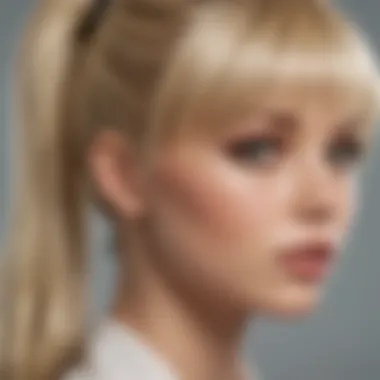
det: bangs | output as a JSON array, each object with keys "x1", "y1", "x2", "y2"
[{"x1": 152, "y1": 1, "x2": 380, "y2": 141}]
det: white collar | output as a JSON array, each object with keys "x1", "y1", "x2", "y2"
[
  {"x1": 65, "y1": 319, "x2": 260, "y2": 380},
  {"x1": 66, "y1": 319, "x2": 179, "y2": 380}
]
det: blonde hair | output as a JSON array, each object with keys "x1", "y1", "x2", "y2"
[{"x1": 0, "y1": 0, "x2": 379, "y2": 379}]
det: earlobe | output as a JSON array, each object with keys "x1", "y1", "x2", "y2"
[{"x1": 88, "y1": 130, "x2": 146, "y2": 219}]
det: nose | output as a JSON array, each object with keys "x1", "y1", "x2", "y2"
[{"x1": 292, "y1": 159, "x2": 340, "y2": 226}]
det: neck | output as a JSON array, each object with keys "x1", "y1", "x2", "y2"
[{"x1": 112, "y1": 229, "x2": 252, "y2": 380}]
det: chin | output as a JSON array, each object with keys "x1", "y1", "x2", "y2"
[{"x1": 253, "y1": 284, "x2": 324, "y2": 320}]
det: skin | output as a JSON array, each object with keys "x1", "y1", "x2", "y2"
[{"x1": 89, "y1": 87, "x2": 369, "y2": 380}]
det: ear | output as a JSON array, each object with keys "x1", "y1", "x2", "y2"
[{"x1": 88, "y1": 129, "x2": 146, "y2": 219}]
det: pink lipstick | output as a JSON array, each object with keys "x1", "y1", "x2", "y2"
[{"x1": 279, "y1": 241, "x2": 335, "y2": 281}]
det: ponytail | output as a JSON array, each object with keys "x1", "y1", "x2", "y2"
[{"x1": 0, "y1": 1, "x2": 98, "y2": 379}]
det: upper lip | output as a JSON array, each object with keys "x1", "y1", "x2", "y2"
[{"x1": 280, "y1": 240, "x2": 336, "y2": 261}]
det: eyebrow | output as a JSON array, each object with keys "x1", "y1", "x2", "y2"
[
  {"x1": 264, "y1": 111, "x2": 300, "y2": 134},
  {"x1": 335, "y1": 115, "x2": 370, "y2": 138}
]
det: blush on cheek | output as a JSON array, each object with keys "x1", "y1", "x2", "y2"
[
  {"x1": 145, "y1": 144, "x2": 295, "y2": 311},
  {"x1": 151, "y1": 148, "x2": 275, "y2": 255}
]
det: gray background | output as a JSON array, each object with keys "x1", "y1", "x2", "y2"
[{"x1": 0, "y1": 1, "x2": 379, "y2": 380}]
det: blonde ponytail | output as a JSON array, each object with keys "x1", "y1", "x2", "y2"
[{"x1": 0, "y1": 1, "x2": 99, "y2": 379}]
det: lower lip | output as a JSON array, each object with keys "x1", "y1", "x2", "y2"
[{"x1": 281, "y1": 251, "x2": 333, "y2": 281}]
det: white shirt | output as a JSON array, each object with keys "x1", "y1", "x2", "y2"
[
  {"x1": 64, "y1": 320, "x2": 179, "y2": 380},
  {"x1": 63, "y1": 319, "x2": 258, "y2": 380}
]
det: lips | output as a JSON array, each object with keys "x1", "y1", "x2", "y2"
[{"x1": 279, "y1": 241, "x2": 336, "y2": 281}]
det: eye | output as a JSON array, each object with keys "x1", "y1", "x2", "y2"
[
  {"x1": 227, "y1": 137, "x2": 284, "y2": 166},
  {"x1": 327, "y1": 137, "x2": 365, "y2": 169}
]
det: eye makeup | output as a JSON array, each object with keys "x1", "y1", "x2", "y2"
[
  {"x1": 326, "y1": 132, "x2": 367, "y2": 170},
  {"x1": 223, "y1": 111, "x2": 298, "y2": 168}
]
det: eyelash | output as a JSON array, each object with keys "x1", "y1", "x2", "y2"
[
  {"x1": 227, "y1": 137, "x2": 283, "y2": 165},
  {"x1": 327, "y1": 139, "x2": 365, "y2": 168},
  {"x1": 226, "y1": 136, "x2": 365, "y2": 168}
]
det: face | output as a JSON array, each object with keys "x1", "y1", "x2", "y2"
[{"x1": 136, "y1": 89, "x2": 369, "y2": 319}]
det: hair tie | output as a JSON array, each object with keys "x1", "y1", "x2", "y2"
[{"x1": 78, "y1": 0, "x2": 110, "y2": 42}]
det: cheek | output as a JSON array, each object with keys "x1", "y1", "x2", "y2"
[
  {"x1": 144, "y1": 147, "x2": 291, "y2": 288},
  {"x1": 341, "y1": 176, "x2": 360, "y2": 229},
  {"x1": 151, "y1": 155, "x2": 283, "y2": 254}
]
